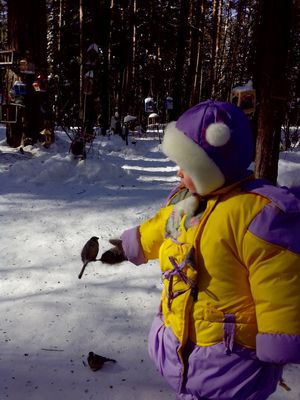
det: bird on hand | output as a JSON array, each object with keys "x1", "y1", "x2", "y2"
[
  {"x1": 78, "y1": 236, "x2": 99, "y2": 279},
  {"x1": 100, "y1": 239, "x2": 127, "y2": 264},
  {"x1": 87, "y1": 351, "x2": 116, "y2": 371}
]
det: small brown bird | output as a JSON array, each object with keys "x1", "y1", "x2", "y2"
[
  {"x1": 100, "y1": 239, "x2": 127, "y2": 264},
  {"x1": 78, "y1": 236, "x2": 99, "y2": 279},
  {"x1": 87, "y1": 351, "x2": 116, "y2": 371}
]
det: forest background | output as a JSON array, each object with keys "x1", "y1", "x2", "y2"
[{"x1": 0, "y1": 0, "x2": 300, "y2": 184}]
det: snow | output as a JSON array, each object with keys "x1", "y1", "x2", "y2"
[{"x1": 0, "y1": 125, "x2": 299, "y2": 400}]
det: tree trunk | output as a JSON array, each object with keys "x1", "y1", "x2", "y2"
[
  {"x1": 173, "y1": 0, "x2": 190, "y2": 118},
  {"x1": 99, "y1": 0, "x2": 111, "y2": 134},
  {"x1": 88, "y1": 0, "x2": 111, "y2": 134},
  {"x1": 79, "y1": 0, "x2": 84, "y2": 123},
  {"x1": 222, "y1": 0, "x2": 247, "y2": 100},
  {"x1": 188, "y1": 0, "x2": 203, "y2": 106},
  {"x1": 122, "y1": 0, "x2": 136, "y2": 115},
  {"x1": 254, "y1": 0, "x2": 293, "y2": 184},
  {"x1": 210, "y1": 0, "x2": 223, "y2": 98}
]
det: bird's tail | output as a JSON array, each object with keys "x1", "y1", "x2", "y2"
[
  {"x1": 78, "y1": 262, "x2": 88, "y2": 279},
  {"x1": 103, "y1": 357, "x2": 116, "y2": 363}
]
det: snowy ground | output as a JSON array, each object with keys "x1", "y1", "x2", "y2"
[{"x1": 0, "y1": 125, "x2": 299, "y2": 400}]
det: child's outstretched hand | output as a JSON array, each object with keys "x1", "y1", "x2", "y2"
[{"x1": 100, "y1": 239, "x2": 127, "y2": 264}]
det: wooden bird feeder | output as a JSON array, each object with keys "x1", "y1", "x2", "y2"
[
  {"x1": 0, "y1": 103, "x2": 25, "y2": 124},
  {"x1": 0, "y1": 50, "x2": 15, "y2": 66},
  {"x1": 230, "y1": 87, "x2": 256, "y2": 116},
  {"x1": 148, "y1": 112, "x2": 159, "y2": 125}
]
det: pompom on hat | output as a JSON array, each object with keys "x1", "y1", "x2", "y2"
[{"x1": 162, "y1": 100, "x2": 254, "y2": 195}]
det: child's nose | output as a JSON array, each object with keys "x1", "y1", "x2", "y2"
[{"x1": 177, "y1": 169, "x2": 183, "y2": 178}]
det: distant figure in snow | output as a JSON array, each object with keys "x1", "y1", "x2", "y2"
[
  {"x1": 100, "y1": 100, "x2": 300, "y2": 399},
  {"x1": 78, "y1": 236, "x2": 99, "y2": 279},
  {"x1": 110, "y1": 111, "x2": 122, "y2": 136}
]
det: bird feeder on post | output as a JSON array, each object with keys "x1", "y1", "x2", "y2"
[
  {"x1": 148, "y1": 112, "x2": 159, "y2": 125},
  {"x1": 0, "y1": 51, "x2": 36, "y2": 147},
  {"x1": 144, "y1": 73, "x2": 156, "y2": 113},
  {"x1": 0, "y1": 103, "x2": 25, "y2": 124},
  {"x1": 123, "y1": 114, "x2": 137, "y2": 145},
  {"x1": 83, "y1": 43, "x2": 100, "y2": 137},
  {"x1": 11, "y1": 80, "x2": 27, "y2": 99},
  {"x1": 230, "y1": 81, "x2": 256, "y2": 117},
  {"x1": 148, "y1": 112, "x2": 161, "y2": 142},
  {"x1": 144, "y1": 96, "x2": 154, "y2": 113}
]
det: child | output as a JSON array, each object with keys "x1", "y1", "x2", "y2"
[{"x1": 100, "y1": 100, "x2": 300, "y2": 400}]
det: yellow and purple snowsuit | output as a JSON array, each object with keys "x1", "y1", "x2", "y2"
[{"x1": 121, "y1": 178, "x2": 300, "y2": 400}]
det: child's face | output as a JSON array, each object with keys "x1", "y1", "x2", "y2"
[{"x1": 177, "y1": 168, "x2": 197, "y2": 194}]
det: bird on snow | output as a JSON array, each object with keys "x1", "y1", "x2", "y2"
[
  {"x1": 87, "y1": 351, "x2": 116, "y2": 371},
  {"x1": 78, "y1": 236, "x2": 99, "y2": 279}
]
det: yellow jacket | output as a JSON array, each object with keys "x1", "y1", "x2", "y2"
[
  {"x1": 121, "y1": 179, "x2": 300, "y2": 398},
  {"x1": 138, "y1": 182, "x2": 300, "y2": 349}
]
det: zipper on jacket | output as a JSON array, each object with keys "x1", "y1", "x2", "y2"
[{"x1": 191, "y1": 286, "x2": 198, "y2": 301}]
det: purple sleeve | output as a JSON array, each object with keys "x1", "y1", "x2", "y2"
[
  {"x1": 256, "y1": 333, "x2": 300, "y2": 364},
  {"x1": 121, "y1": 226, "x2": 147, "y2": 265}
]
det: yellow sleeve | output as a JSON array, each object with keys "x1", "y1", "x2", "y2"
[
  {"x1": 139, "y1": 205, "x2": 173, "y2": 260},
  {"x1": 243, "y1": 230, "x2": 300, "y2": 364},
  {"x1": 244, "y1": 230, "x2": 300, "y2": 335},
  {"x1": 121, "y1": 187, "x2": 186, "y2": 265}
]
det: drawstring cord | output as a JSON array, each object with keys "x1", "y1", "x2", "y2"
[
  {"x1": 223, "y1": 314, "x2": 236, "y2": 354},
  {"x1": 163, "y1": 252, "x2": 196, "y2": 311}
]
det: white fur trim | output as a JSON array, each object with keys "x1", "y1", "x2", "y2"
[
  {"x1": 172, "y1": 195, "x2": 200, "y2": 220},
  {"x1": 205, "y1": 123, "x2": 231, "y2": 146},
  {"x1": 166, "y1": 195, "x2": 200, "y2": 238},
  {"x1": 162, "y1": 122, "x2": 225, "y2": 195}
]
